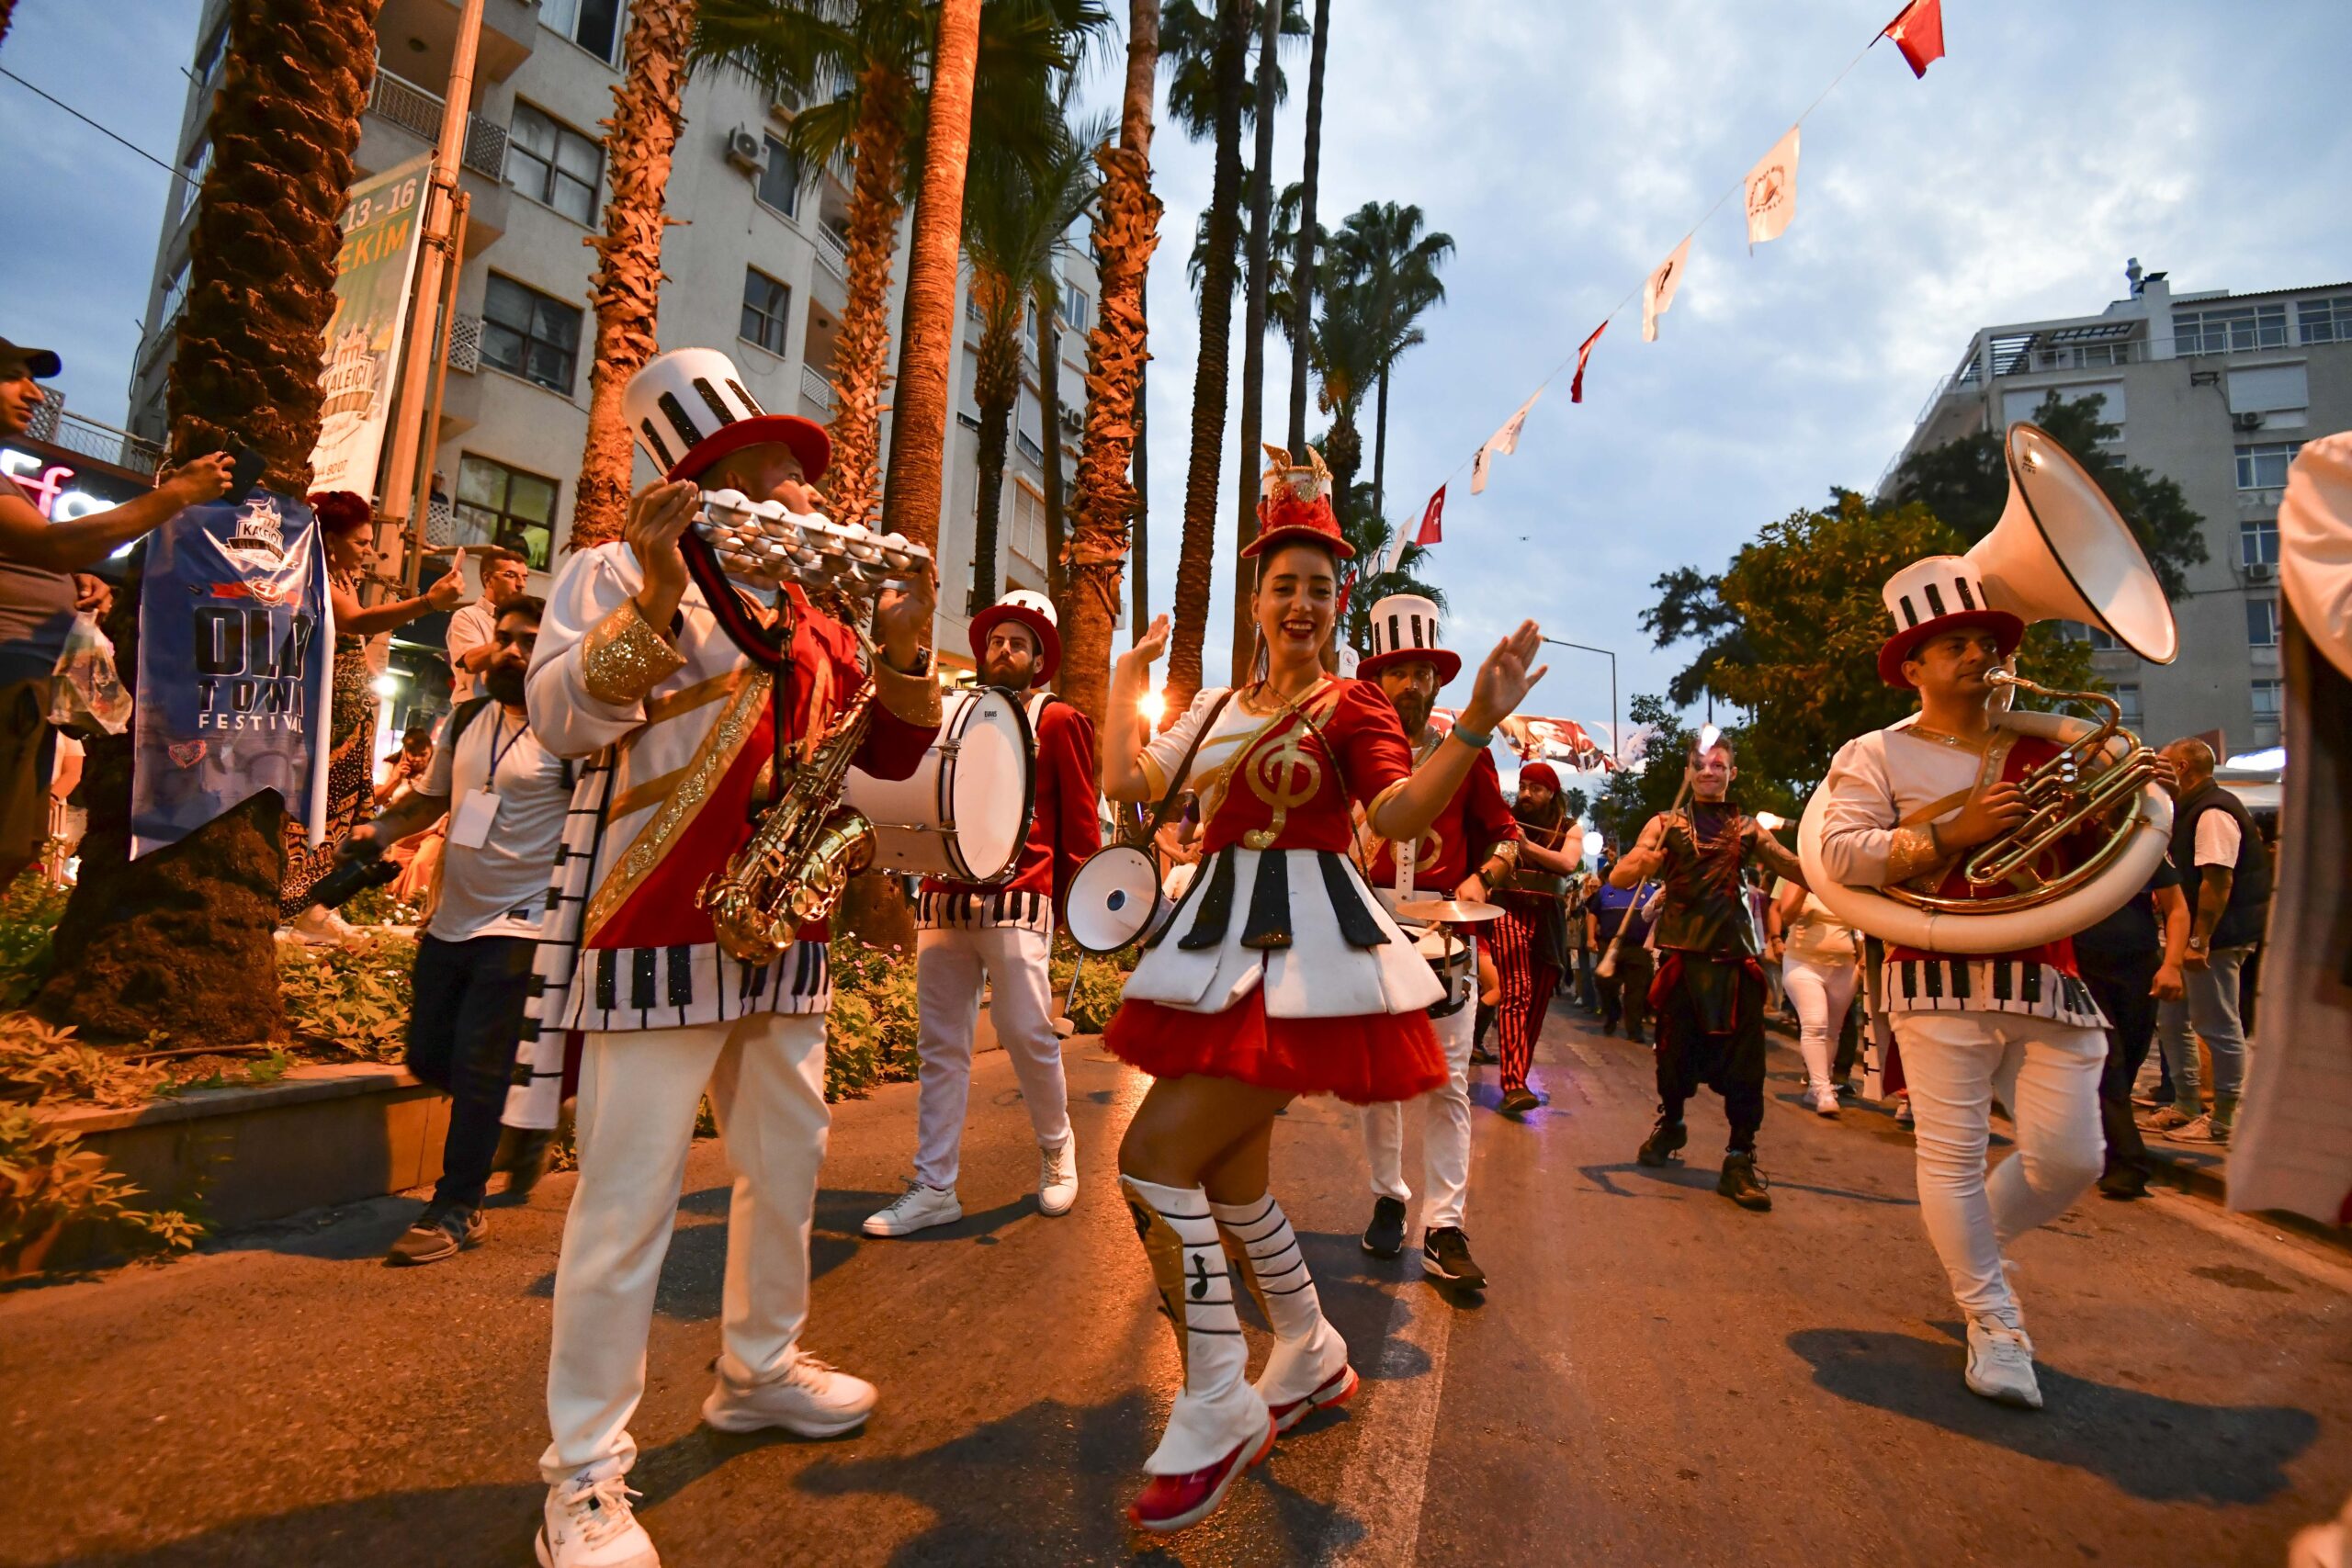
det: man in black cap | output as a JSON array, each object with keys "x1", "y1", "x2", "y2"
[{"x1": 0, "y1": 339, "x2": 232, "y2": 881}]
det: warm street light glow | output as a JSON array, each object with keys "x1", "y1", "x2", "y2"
[
  {"x1": 370, "y1": 673, "x2": 403, "y2": 699},
  {"x1": 1753, "y1": 811, "x2": 1787, "y2": 831},
  {"x1": 1139, "y1": 690, "x2": 1166, "y2": 725}
]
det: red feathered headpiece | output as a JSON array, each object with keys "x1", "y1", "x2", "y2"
[{"x1": 1244, "y1": 444, "x2": 1352, "y2": 560}]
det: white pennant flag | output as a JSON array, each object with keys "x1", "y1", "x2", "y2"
[
  {"x1": 1744, "y1": 126, "x2": 1800, "y2": 250},
  {"x1": 1470, "y1": 389, "x2": 1543, "y2": 495},
  {"x1": 1642, "y1": 236, "x2": 1692, "y2": 343}
]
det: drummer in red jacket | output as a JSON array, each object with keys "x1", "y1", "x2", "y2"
[{"x1": 865, "y1": 590, "x2": 1102, "y2": 1235}]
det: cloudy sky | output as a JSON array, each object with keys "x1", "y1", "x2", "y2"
[{"x1": 5, "y1": 0, "x2": 2348, "y2": 761}]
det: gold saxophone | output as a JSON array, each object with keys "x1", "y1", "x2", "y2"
[{"x1": 695, "y1": 660, "x2": 879, "y2": 963}]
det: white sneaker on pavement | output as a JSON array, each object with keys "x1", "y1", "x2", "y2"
[
  {"x1": 1963, "y1": 1314, "x2": 2043, "y2": 1409},
  {"x1": 537, "y1": 1472, "x2": 658, "y2": 1568},
  {"x1": 862, "y1": 1181, "x2": 961, "y2": 1237},
  {"x1": 701, "y1": 1348, "x2": 878, "y2": 1438},
  {"x1": 1038, "y1": 1131, "x2": 1079, "y2": 1217},
  {"x1": 1809, "y1": 1086, "x2": 1840, "y2": 1116}
]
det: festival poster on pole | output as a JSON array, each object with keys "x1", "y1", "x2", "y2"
[
  {"x1": 307, "y1": 155, "x2": 430, "y2": 498},
  {"x1": 130, "y1": 492, "x2": 334, "y2": 859}
]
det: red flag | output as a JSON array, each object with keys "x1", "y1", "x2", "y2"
[
  {"x1": 1883, "y1": 0, "x2": 1945, "y2": 78},
  {"x1": 1415, "y1": 486, "x2": 1446, "y2": 547},
  {"x1": 1571, "y1": 322, "x2": 1606, "y2": 403}
]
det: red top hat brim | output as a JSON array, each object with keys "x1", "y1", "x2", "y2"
[
  {"x1": 1241, "y1": 522, "x2": 1355, "y2": 561},
  {"x1": 1877, "y1": 609, "x2": 2025, "y2": 688},
  {"x1": 1356, "y1": 646, "x2": 1462, "y2": 686},
  {"x1": 666, "y1": 414, "x2": 831, "y2": 488},
  {"x1": 968, "y1": 602, "x2": 1061, "y2": 684}
]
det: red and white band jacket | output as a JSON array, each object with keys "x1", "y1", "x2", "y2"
[
  {"x1": 520, "y1": 542, "x2": 941, "y2": 1038},
  {"x1": 1360, "y1": 730, "x2": 1521, "y2": 900},
  {"x1": 918, "y1": 690, "x2": 1101, "y2": 934},
  {"x1": 1815, "y1": 715, "x2": 2107, "y2": 1030}
]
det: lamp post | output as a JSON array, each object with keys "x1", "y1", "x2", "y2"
[{"x1": 1539, "y1": 636, "x2": 1620, "y2": 764}]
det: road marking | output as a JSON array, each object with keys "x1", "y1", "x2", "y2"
[
  {"x1": 2143, "y1": 1189, "x2": 2352, "y2": 1295},
  {"x1": 1316, "y1": 1279, "x2": 1453, "y2": 1566}
]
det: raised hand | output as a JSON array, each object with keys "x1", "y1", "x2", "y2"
[
  {"x1": 1121, "y1": 613, "x2": 1171, "y2": 673},
  {"x1": 1461, "y1": 620, "x2": 1547, "y2": 731},
  {"x1": 875, "y1": 559, "x2": 938, "y2": 671},
  {"x1": 625, "y1": 479, "x2": 700, "y2": 629},
  {"x1": 162, "y1": 452, "x2": 235, "y2": 507}
]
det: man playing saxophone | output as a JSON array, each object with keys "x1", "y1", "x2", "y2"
[
  {"x1": 517, "y1": 349, "x2": 939, "y2": 1568},
  {"x1": 1815, "y1": 554, "x2": 2114, "y2": 1415}
]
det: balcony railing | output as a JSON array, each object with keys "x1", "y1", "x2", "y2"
[
  {"x1": 815, "y1": 224, "x2": 849, "y2": 283},
  {"x1": 43, "y1": 412, "x2": 164, "y2": 478},
  {"x1": 447, "y1": 312, "x2": 482, "y2": 375},
  {"x1": 368, "y1": 67, "x2": 508, "y2": 182},
  {"x1": 800, "y1": 364, "x2": 833, "y2": 411}
]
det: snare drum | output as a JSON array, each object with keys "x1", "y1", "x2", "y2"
[
  {"x1": 1415, "y1": 926, "x2": 1476, "y2": 1019},
  {"x1": 845, "y1": 687, "x2": 1035, "y2": 882}
]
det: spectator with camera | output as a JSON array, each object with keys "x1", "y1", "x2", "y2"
[{"x1": 334, "y1": 593, "x2": 567, "y2": 1264}]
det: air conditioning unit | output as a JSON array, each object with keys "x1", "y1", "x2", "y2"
[
  {"x1": 772, "y1": 82, "x2": 804, "y2": 118},
  {"x1": 724, "y1": 127, "x2": 764, "y2": 174},
  {"x1": 2232, "y1": 411, "x2": 2265, "y2": 432},
  {"x1": 2245, "y1": 561, "x2": 2276, "y2": 582},
  {"x1": 1058, "y1": 408, "x2": 1084, "y2": 435}
]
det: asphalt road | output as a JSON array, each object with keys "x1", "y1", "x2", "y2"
[{"x1": 4, "y1": 998, "x2": 2347, "y2": 1568}]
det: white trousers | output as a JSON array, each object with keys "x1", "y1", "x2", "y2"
[
  {"x1": 1363, "y1": 975, "x2": 1476, "y2": 1232},
  {"x1": 1891, "y1": 1011, "x2": 2106, "y2": 1323},
  {"x1": 1781, "y1": 953, "x2": 1860, "y2": 1096},
  {"x1": 541, "y1": 1012, "x2": 830, "y2": 1483},
  {"x1": 913, "y1": 923, "x2": 1072, "y2": 1190}
]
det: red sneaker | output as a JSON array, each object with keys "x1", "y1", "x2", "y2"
[
  {"x1": 1126, "y1": 1416, "x2": 1278, "y2": 1534},
  {"x1": 1267, "y1": 1363, "x2": 1359, "y2": 1433}
]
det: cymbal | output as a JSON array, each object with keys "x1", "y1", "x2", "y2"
[{"x1": 1394, "y1": 897, "x2": 1505, "y2": 925}]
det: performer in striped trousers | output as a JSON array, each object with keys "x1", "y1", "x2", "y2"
[{"x1": 1487, "y1": 762, "x2": 1579, "y2": 1115}]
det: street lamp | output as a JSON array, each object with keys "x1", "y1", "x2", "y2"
[{"x1": 1538, "y1": 636, "x2": 1620, "y2": 765}]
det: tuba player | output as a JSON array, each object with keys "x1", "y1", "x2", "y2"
[
  {"x1": 1814, "y1": 555, "x2": 2114, "y2": 1413},
  {"x1": 518, "y1": 348, "x2": 939, "y2": 1568}
]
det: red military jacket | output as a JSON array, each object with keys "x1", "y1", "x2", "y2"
[{"x1": 1363, "y1": 736, "x2": 1520, "y2": 895}]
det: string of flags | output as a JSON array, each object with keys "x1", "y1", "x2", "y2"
[{"x1": 1382, "y1": 0, "x2": 1948, "y2": 577}]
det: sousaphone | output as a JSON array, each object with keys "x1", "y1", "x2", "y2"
[{"x1": 1797, "y1": 423, "x2": 2178, "y2": 953}]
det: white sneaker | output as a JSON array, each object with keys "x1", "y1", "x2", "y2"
[
  {"x1": 1963, "y1": 1314, "x2": 2043, "y2": 1409},
  {"x1": 701, "y1": 1349, "x2": 877, "y2": 1437},
  {"x1": 1038, "y1": 1131, "x2": 1079, "y2": 1217},
  {"x1": 537, "y1": 1472, "x2": 658, "y2": 1568},
  {"x1": 288, "y1": 904, "x2": 355, "y2": 947},
  {"x1": 862, "y1": 1181, "x2": 960, "y2": 1237},
  {"x1": 1809, "y1": 1086, "x2": 1841, "y2": 1116}
]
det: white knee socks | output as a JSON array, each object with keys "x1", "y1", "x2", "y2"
[
  {"x1": 1122, "y1": 1176, "x2": 1269, "y2": 1473},
  {"x1": 1212, "y1": 1193, "x2": 1348, "y2": 1407}
]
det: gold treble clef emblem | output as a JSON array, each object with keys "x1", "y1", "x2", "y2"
[{"x1": 1242, "y1": 718, "x2": 1322, "y2": 850}]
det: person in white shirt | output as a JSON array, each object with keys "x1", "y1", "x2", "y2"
[
  {"x1": 445, "y1": 549, "x2": 531, "y2": 703},
  {"x1": 340, "y1": 595, "x2": 570, "y2": 1264}
]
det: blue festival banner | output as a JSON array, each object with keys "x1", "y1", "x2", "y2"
[{"x1": 131, "y1": 491, "x2": 334, "y2": 859}]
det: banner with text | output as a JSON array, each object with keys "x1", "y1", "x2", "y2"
[
  {"x1": 131, "y1": 492, "x2": 334, "y2": 859},
  {"x1": 307, "y1": 155, "x2": 430, "y2": 498}
]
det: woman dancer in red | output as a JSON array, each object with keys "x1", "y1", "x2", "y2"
[{"x1": 1100, "y1": 447, "x2": 1546, "y2": 1533}]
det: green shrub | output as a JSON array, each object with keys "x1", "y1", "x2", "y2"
[
  {"x1": 0, "y1": 868, "x2": 68, "y2": 1010},
  {"x1": 0, "y1": 1013, "x2": 164, "y2": 1108},
  {"x1": 278, "y1": 930, "x2": 418, "y2": 1060},
  {"x1": 0, "y1": 1011, "x2": 197, "y2": 1267},
  {"x1": 823, "y1": 938, "x2": 921, "y2": 1100}
]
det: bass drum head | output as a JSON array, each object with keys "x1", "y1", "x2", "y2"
[
  {"x1": 1068, "y1": 844, "x2": 1161, "y2": 953},
  {"x1": 944, "y1": 687, "x2": 1035, "y2": 882}
]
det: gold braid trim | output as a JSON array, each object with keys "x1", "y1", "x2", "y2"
[
  {"x1": 582, "y1": 598, "x2": 688, "y2": 708},
  {"x1": 871, "y1": 651, "x2": 942, "y2": 728},
  {"x1": 1884, "y1": 825, "x2": 1946, "y2": 884}
]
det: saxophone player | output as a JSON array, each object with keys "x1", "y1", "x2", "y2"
[
  {"x1": 1814, "y1": 555, "x2": 2112, "y2": 1414},
  {"x1": 519, "y1": 349, "x2": 939, "y2": 1568}
]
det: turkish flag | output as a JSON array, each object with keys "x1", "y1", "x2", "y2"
[
  {"x1": 1571, "y1": 322, "x2": 1606, "y2": 403},
  {"x1": 1416, "y1": 485, "x2": 1446, "y2": 546},
  {"x1": 1883, "y1": 0, "x2": 1945, "y2": 79}
]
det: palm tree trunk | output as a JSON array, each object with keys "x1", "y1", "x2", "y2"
[
  {"x1": 1129, "y1": 267, "x2": 1148, "y2": 642},
  {"x1": 878, "y1": 0, "x2": 981, "y2": 559},
  {"x1": 1060, "y1": 0, "x2": 1159, "y2": 728},
  {"x1": 40, "y1": 0, "x2": 379, "y2": 1047},
  {"x1": 1227, "y1": 0, "x2": 1281, "y2": 682},
  {"x1": 826, "y1": 63, "x2": 913, "y2": 532},
  {"x1": 1285, "y1": 0, "x2": 1329, "y2": 452},
  {"x1": 1166, "y1": 0, "x2": 1249, "y2": 716},
  {"x1": 570, "y1": 0, "x2": 695, "y2": 551},
  {"x1": 967, "y1": 287, "x2": 1022, "y2": 611},
  {"x1": 1373, "y1": 366, "x2": 1388, "y2": 522},
  {"x1": 1035, "y1": 288, "x2": 1069, "y2": 620}
]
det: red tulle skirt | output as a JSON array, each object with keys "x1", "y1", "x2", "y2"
[{"x1": 1103, "y1": 990, "x2": 1446, "y2": 1105}]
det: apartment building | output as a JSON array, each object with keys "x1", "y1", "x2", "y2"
[
  {"x1": 128, "y1": 0, "x2": 1104, "y2": 731},
  {"x1": 1884, "y1": 265, "x2": 2352, "y2": 755}
]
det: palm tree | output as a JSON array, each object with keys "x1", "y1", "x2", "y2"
[
  {"x1": 959, "y1": 102, "x2": 1108, "y2": 608},
  {"x1": 1283, "y1": 0, "x2": 1329, "y2": 452},
  {"x1": 571, "y1": 0, "x2": 698, "y2": 550},
  {"x1": 39, "y1": 0, "x2": 379, "y2": 1046},
  {"x1": 1031, "y1": 111, "x2": 1115, "y2": 620},
  {"x1": 1059, "y1": 0, "x2": 1160, "y2": 726},
  {"x1": 1226, "y1": 0, "x2": 1289, "y2": 681},
  {"x1": 1327, "y1": 201, "x2": 1453, "y2": 521},
  {"x1": 1309, "y1": 278, "x2": 1379, "y2": 521}
]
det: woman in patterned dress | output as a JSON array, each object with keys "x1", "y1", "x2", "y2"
[{"x1": 1097, "y1": 449, "x2": 1547, "y2": 1533}]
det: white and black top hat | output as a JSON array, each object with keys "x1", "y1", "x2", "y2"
[
  {"x1": 1877, "y1": 555, "x2": 2024, "y2": 688},
  {"x1": 1358, "y1": 592, "x2": 1461, "y2": 684},
  {"x1": 623, "y1": 347, "x2": 831, "y2": 484}
]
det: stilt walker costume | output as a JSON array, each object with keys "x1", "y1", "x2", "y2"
[
  {"x1": 1351, "y1": 593, "x2": 1520, "y2": 1286},
  {"x1": 1815, "y1": 554, "x2": 2114, "y2": 1410},
  {"x1": 513, "y1": 349, "x2": 941, "y2": 1565},
  {"x1": 1618, "y1": 733, "x2": 1807, "y2": 1212},
  {"x1": 1103, "y1": 448, "x2": 1462, "y2": 1530},
  {"x1": 867, "y1": 590, "x2": 1100, "y2": 1235}
]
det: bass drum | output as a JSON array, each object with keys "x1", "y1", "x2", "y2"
[
  {"x1": 1066, "y1": 843, "x2": 1163, "y2": 954},
  {"x1": 1796, "y1": 708, "x2": 2174, "y2": 955},
  {"x1": 846, "y1": 686, "x2": 1035, "y2": 882}
]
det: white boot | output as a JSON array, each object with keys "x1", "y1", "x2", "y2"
[
  {"x1": 1038, "y1": 1129, "x2": 1079, "y2": 1217},
  {"x1": 1121, "y1": 1177, "x2": 1270, "y2": 1473},
  {"x1": 537, "y1": 1470, "x2": 658, "y2": 1568},
  {"x1": 1213, "y1": 1194, "x2": 1354, "y2": 1431}
]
